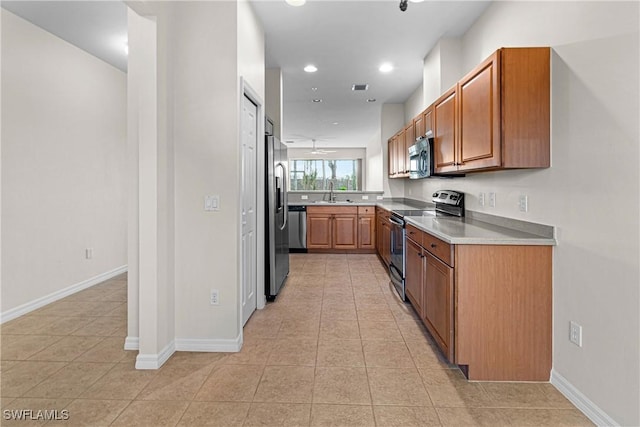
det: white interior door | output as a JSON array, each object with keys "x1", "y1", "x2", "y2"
[{"x1": 241, "y1": 95, "x2": 258, "y2": 325}]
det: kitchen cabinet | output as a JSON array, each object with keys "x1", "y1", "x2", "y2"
[
  {"x1": 375, "y1": 207, "x2": 392, "y2": 265},
  {"x1": 404, "y1": 234, "x2": 424, "y2": 318},
  {"x1": 423, "y1": 251, "x2": 454, "y2": 361},
  {"x1": 387, "y1": 138, "x2": 397, "y2": 177},
  {"x1": 414, "y1": 114, "x2": 425, "y2": 140},
  {"x1": 404, "y1": 123, "x2": 415, "y2": 173},
  {"x1": 403, "y1": 225, "x2": 552, "y2": 381},
  {"x1": 434, "y1": 47, "x2": 550, "y2": 174},
  {"x1": 307, "y1": 205, "x2": 376, "y2": 252},
  {"x1": 306, "y1": 214, "x2": 332, "y2": 249},
  {"x1": 396, "y1": 129, "x2": 406, "y2": 176},
  {"x1": 433, "y1": 87, "x2": 457, "y2": 173},
  {"x1": 357, "y1": 206, "x2": 375, "y2": 250}
]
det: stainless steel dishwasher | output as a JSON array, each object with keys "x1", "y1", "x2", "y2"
[{"x1": 288, "y1": 205, "x2": 307, "y2": 252}]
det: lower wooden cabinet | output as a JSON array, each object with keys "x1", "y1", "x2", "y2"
[
  {"x1": 404, "y1": 237, "x2": 424, "y2": 318},
  {"x1": 403, "y1": 226, "x2": 552, "y2": 381},
  {"x1": 375, "y1": 207, "x2": 392, "y2": 265},
  {"x1": 358, "y1": 214, "x2": 375, "y2": 249},
  {"x1": 423, "y1": 252, "x2": 454, "y2": 362},
  {"x1": 306, "y1": 205, "x2": 376, "y2": 252}
]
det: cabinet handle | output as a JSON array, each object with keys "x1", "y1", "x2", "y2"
[{"x1": 430, "y1": 243, "x2": 437, "y2": 248}]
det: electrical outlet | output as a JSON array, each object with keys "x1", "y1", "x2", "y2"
[
  {"x1": 488, "y1": 192, "x2": 496, "y2": 207},
  {"x1": 85, "y1": 248, "x2": 93, "y2": 259},
  {"x1": 479, "y1": 193, "x2": 485, "y2": 207},
  {"x1": 376, "y1": 195, "x2": 383, "y2": 200},
  {"x1": 210, "y1": 289, "x2": 219, "y2": 305},
  {"x1": 301, "y1": 195, "x2": 308, "y2": 200},
  {"x1": 519, "y1": 195, "x2": 528, "y2": 212},
  {"x1": 362, "y1": 195, "x2": 369, "y2": 200},
  {"x1": 569, "y1": 321, "x2": 582, "y2": 347}
]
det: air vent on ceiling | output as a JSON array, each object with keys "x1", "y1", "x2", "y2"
[{"x1": 352, "y1": 84, "x2": 369, "y2": 91}]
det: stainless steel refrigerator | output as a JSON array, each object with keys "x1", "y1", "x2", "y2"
[{"x1": 265, "y1": 119, "x2": 290, "y2": 300}]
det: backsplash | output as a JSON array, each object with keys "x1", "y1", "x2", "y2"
[{"x1": 288, "y1": 191, "x2": 384, "y2": 204}]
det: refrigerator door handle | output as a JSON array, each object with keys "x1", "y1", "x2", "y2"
[{"x1": 276, "y1": 162, "x2": 288, "y2": 230}]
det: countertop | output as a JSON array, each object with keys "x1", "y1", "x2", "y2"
[
  {"x1": 288, "y1": 200, "x2": 555, "y2": 246},
  {"x1": 404, "y1": 215, "x2": 556, "y2": 246}
]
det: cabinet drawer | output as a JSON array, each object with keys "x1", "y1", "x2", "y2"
[
  {"x1": 376, "y1": 207, "x2": 391, "y2": 220},
  {"x1": 405, "y1": 224, "x2": 423, "y2": 246},
  {"x1": 358, "y1": 206, "x2": 375, "y2": 215},
  {"x1": 308, "y1": 206, "x2": 357, "y2": 215},
  {"x1": 423, "y1": 233, "x2": 453, "y2": 267}
]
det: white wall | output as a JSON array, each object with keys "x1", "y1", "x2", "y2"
[
  {"x1": 265, "y1": 68, "x2": 283, "y2": 139},
  {"x1": 403, "y1": 83, "x2": 424, "y2": 123},
  {"x1": 365, "y1": 131, "x2": 383, "y2": 192},
  {"x1": 405, "y1": 2, "x2": 639, "y2": 425},
  {"x1": 1, "y1": 10, "x2": 127, "y2": 315},
  {"x1": 381, "y1": 104, "x2": 405, "y2": 198}
]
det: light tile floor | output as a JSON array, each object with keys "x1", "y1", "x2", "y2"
[{"x1": 1, "y1": 253, "x2": 594, "y2": 426}]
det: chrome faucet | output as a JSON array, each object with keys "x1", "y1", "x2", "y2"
[{"x1": 328, "y1": 181, "x2": 335, "y2": 202}]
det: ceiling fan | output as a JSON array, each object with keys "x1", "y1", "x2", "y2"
[
  {"x1": 285, "y1": 135, "x2": 337, "y2": 155},
  {"x1": 308, "y1": 139, "x2": 336, "y2": 155}
]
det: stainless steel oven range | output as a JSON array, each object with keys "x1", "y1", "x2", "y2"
[{"x1": 388, "y1": 190, "x2": 465, "y2": 301}]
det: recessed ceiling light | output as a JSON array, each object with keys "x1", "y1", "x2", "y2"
[
  {"x1": 332, "y1": 122, "x2": 339, "y2": 125},
  {"x1": 285, "y1": 0, "x2": 306, "y2": 6},
  {"x1": 367, "y1": 98, "x2": 376, "y2": 103},
  {"x1": 311, "y1": 87, "x2": 318, "y2": 91},
  {"x1": 312, "y1": 99, "x2": 323, "y2": 103},
  {"x1": 304, "y1": 65, "x2": 318, "y2": 73},
  {"x1": 379, "y1": 63, "x2": 394, "y2": 73}
]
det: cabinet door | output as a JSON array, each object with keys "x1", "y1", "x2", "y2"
[
  {"x1": 433, "y1": 87, "x2": 458, "y2": 173},
  {"x1": 358, "y1": 215, "x2": 376, "y2": 249},
  {"x1": 333, "y1": 214, "x2": 357, "y2": 249},
  {"x1": 307, "y1": 215, "x2": 332, "y2": 249},
  {"x1": 423, "y1": 252, "x2": 454, "y2": 362},
  {"x1": 405, "y1": 238, "x2": 424, "y2": 318},
  {"x1": 388, "y1": 138, "x2": 396, "y2": 177},
  {"x1": 423, "y1": 106, "x2": 433, "y2": 135},
  {"x1": 404, "y1": 124, "x2": 414, "y2": 174},
  {"x1": 376, "y1": 216, "x2": 383, "y2": 257},
  {"x1": 458, "y1": 51, "x2": 501, "y2": 171},
  {"x1": 396, "y1": 130, "x2": 406, "y2": 175},
  {"x1": 414, "y1": 115, "x2": 425, "y2": 140},
  {"x1": 381, "y1": 221, "x2": 391, "y2": 266}
]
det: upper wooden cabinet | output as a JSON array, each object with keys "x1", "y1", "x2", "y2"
[
  {"x1": 433, "y1": 87, "x2": 458, "y2": 173},
  {"x1": 391, "y1": 47, "x2": 550, "y2": 177},
  {"x1": 434, "y1": 47, "x2": 550, "y2": 174}
]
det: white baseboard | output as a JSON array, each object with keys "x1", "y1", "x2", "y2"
[
  {"x1": 175, "y1": 334, "x2": 242, "y2": 352},
  {"x1": 551, "y1": 369, "x2": 619, "y2": 426},
  {"x1": 0, "y1": 265, "x2": 128, "y2": 324},
  {"x1": 135, "y1": 340, "x2": 175, "y2": 370},
  {"x1": 124, "y1": 336, "x2": 139, "y2": 350}
]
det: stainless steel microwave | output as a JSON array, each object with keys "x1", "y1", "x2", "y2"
[{"x1": 408, "y1": 130, "x2": 434, "y2": 179}]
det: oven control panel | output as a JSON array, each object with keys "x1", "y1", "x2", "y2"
[{"x1": 432, "y1": 190, "x2": 464, "y2": 206}]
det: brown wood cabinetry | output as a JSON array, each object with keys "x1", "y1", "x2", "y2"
[
  {"x1": 433, "y1": 47, "x2": 550, "y2": 174},
  {"x1": 423, "y1": 252, "x2": 454, "y2": 362},
  {"x1": 404, "y1": 236, "x2": 424, "y2": 318},
  {"x1": 403, "y1": 225, "x2": 552, "y2": 381},
  {"x1": 388, "y1": 47, "x2": 549, "y2": 178},
  {"x1": 433, "y1": 87, "x2": 458, "y2": 173},
  {"x1": 375, "y1": 207, "x2": 392, "y2": 265},
  {"x1": 357, "y1": 206, "x2": 375, "y2": 250},
  {"x1": 307, "y1": 205, "x2": 376, "y2": 252}
]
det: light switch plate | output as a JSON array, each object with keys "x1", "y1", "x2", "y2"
[{"x1": 205, "y1": 195, "x2": 220, "y2": 211}]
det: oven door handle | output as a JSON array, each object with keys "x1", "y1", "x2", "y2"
[
  {"x1": 389, "y1": 217, "x2": 404, "y2": 226},
  {"x1": 389, "y1": 263, "x2": 403, "y2": 284}
]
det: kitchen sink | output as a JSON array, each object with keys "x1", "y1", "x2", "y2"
[{"x1": 312, "y1": 200, "x2": 354, "y2": 204}]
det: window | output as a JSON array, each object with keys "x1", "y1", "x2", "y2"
[{"x1": 289, "y1": 159, "x2": 362, "y2": 191}]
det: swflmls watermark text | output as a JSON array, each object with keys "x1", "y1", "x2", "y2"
[{"x1": 3, "y1": 409, "x2": 70, "y2": 421}]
